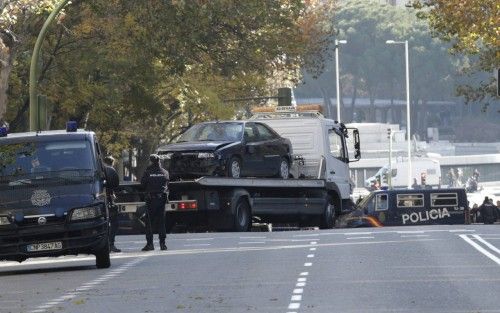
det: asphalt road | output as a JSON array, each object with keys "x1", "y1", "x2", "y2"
[{"x1": 1, "y1": 225, "x2": 500, "y2": 313}]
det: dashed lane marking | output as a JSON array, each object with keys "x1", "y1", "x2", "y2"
[
  {"x1": 28, "y1": 256, "x2": 148, "y2": 313},
  {"x1": 183, "y1": 243, "x2": 211, "y2": 247},
  {"x1": 238, "y1": 242, "x2": 266, "y2": 245}
]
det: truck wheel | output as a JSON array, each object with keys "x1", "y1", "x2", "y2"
[
  {"x1": 276, "y1": 157, "x2": 289, "y2": 179},
  {"x1": 227, "y1": 157, "x2": 242, "y2": 178},
  {"x1": 95, "y1": 238, "x2": 111, "y2": 269},
  {"x1": 319, "y1": 197, "x2": 335, "y2": 229},
  {"x1": 233, "y1": 199, "x2": 251, "y2": 232}
]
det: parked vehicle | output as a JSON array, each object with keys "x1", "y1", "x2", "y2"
[
  {"x1": 117, "y1": 105, "x2": 361, "y2": 231},
  {"x1": 339, "y1": 188, "x2": 468, "y2": 227},
  {"x1": 157, "y1": 121, "x2": 293, "y2": 179},
  {"x1": 0, "y1": 124, "x2": 116, "y2": 268}
]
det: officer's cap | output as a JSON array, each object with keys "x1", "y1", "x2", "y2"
[
  {"x1": 150, "y1": 154, "x2": 160, "y2": 163},
  {"x1": 104, "y1": 155, "x2": 115, "y2": 164}
]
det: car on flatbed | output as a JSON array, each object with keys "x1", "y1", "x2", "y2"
[
  {"x1": 0, "y1": 124, "x2": 117, "y2": 268},
  {"x1": 157, "y1": 121, "x2": 293, "y2": 179}
]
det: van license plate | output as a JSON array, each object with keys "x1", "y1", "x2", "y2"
[{"x1": 27, "y1": 242, "x2": 63, "y2": 252}]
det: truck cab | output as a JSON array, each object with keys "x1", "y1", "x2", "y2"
[
  {"x1": 0, "y1": 124, "x2": 115, "y2": 268},
  {"x1": 251, "y1": 105, "x2": 361, "y2": 212}
]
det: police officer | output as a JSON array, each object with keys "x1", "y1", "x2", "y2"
[
  {"x1": 479, "y1": 197, "x2": 499, "y2": 224},
  {"x1": 141, "y1": 154, "x2": 169, "y2": 251},
  {"x1": 104, "y1": 156, "x2": 121, "y2": 253}
]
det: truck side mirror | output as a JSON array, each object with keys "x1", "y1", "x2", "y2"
[{"x1": 349, "y1": 129, "x2": 361, "y2": 162}]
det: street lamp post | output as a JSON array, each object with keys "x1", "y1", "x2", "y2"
[
  {"x1": 334, "y1": 39, "x2": 347, "y2": 121},
  {"x1": 386, "y1": 39, "x2": 411, "y2": 189},
  {"x1": 29, "y1": 0, "x2": 71, "y2": 131}
]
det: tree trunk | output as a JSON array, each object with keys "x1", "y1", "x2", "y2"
[{"x1": 0, "y1": 40, "x2": 15, "y2": 122}]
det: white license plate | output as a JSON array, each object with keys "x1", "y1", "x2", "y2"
[{"x1": 27, "y1": 241, "x2": 63, "y2": 252}]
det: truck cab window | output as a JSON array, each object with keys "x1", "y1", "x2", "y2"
[{"x1": 328, "y1": 129, "x2": 345, "y2": 160}]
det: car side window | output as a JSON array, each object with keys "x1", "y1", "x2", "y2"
[
  {"x1": 328, "y1": 129, "x2": 345, "y2": 160},
  {"x1": 255, "y1": 124, "x2": 276, "y2": 141},
  {"x1": 244, "y1": 124, "x2": 258, "y2": 143}
]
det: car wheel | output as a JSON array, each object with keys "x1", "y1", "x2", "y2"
[
  {"x1": 95, "y1": 237, "x2": 111, "y2": 269},
  {"x1": 233, "y1": 199, "x2": 251, "y2": 232},
  {"x1": 319, "y1": 196, "x2": 335, "y2": 229},
  {"x1": 227, "y1": 157, "x2": 242, "y2": 178},
  {"x1": 276, "y1": 157, "x2": 289, "y2": 179}
]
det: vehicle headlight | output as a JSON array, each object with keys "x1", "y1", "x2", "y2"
[
  {"x1": 0, "y1": 216, "x2": 11, "y2": 225},
  {"x1": 70, "y1": 206, "x2": 102, "y2": 221},
  {"x1": 198, "y1": 152, "x2": 215, "y2": 159}
]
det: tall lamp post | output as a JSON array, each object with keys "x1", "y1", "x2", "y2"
[
  {"x1": 29, "y1": 0, "x2": 71, "y2": 131},
  {"x1": 334, "y1": 39, "x2": 347, "y2": 121},
  {"x1": 386, "y1": 39, "x2": 411, "y2": 189}
]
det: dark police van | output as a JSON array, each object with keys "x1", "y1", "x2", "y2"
[
  {"x1": 340, "y1": 188, "x2": 468, "y2": 227},
  {"x1": 0, "y1": 124, "x2": 117, "y2": 268}
]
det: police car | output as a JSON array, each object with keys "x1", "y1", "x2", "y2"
[
  {"x1": 0, "y1": 123, "x2": 117, "y2": 268},
  {"x1": 339, "y1": 188, "x2": 468, "y2": 227}
]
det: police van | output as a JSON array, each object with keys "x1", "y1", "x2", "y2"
[
  {"x1": 0, "y1": 123, "x2": 117, "y2": 268},
  {"x1": 340, "y1": 188, "x2": 468, "y2": 227}
]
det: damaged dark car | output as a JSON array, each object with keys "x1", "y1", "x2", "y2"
[{"x1": 158, "y1": 121, "x2": 292, "y2": 179}]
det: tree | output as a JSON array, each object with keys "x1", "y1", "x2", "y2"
[
  {"x1": 4, "y1": 0, "x2": 335, "y2": 176},
  {"x1": 0, "y1": 0, "x2": 59, "y2": 123},
  {"x1": 413, "y1": 0, "x2": 499, "y2": 105}
]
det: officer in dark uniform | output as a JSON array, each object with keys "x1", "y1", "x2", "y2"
[
  {"x1": 104, "y1": 156, "x2": 121, "y2": 253},
  {"x1": 141, "y1": 154, "x2": 169, "y2": 251},
  {"x1": 479, "y1": 197, "x2": 499, "y2": 224}
]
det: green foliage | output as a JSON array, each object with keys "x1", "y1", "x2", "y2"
[
  {"x1": 4, "y1": 0, "x2": 334, "y2": 175},
  {"x1": 413, "y1": 0, "x2": 499, "y2": 103}
]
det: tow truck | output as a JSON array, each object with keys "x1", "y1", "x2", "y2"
[{"x1": 116, "y1": 105, "x2": 361, "y2": 231}]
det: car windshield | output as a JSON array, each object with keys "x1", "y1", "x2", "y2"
[
  {"x1": 177, "y1": 123, "x2": 244, "y2": 142},
  {"x1": 0, "y1": 140, "x2": 95, "y2": 185}
]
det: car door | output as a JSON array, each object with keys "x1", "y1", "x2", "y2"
[
  {"x1": 255, "y1": 123, "x2": 281, "y2": 175},
  {"x1": 242, "y1": 123, "x2": 264, "y2": 176}
]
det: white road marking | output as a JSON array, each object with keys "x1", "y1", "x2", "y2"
[
  {"x1": 297, "y1": 277, "x2": 307, "y2": 282},
  {"x1": 291, "y1": 295, "x2": 302, "y2": 301},
  {"x1": 238, "y1": 242, "x2": 265, "y2": 245},
  {"x1": 346, "y1": 236, "x2": 374, "y2": 240},
  {"x1": 300, "y1": 272, "x2": 308, "y2": 276},
  {"x1": 459, "y1": 234, "x2": 500, "y2": 266},
  {"x1": 310, "y1": 241, "x2": 317, "y2": 245},
  {"x1": 296, "y1": 282, "x2": 306, "y2": 287},
  {"x1": 472, "y1": 235, "x2": 500, "y2": 254},
  {"x1": 1, "y1": 238, "x2": 442, "y2": 270},
  {"x1": 186, "y1": 237, "x2": 214, "y2": 241},
  {"x1": 183, "y1": 243, "x2": 211, "y2": 247},
  {"x1": 307, "y1": 254, "x2": 314, "y2": 258},
  {"x1": 309, "y1": 247, "x2": 316, "y2": 251},
  {"x1": 288, "y1": 303, "x2": 300, "y2": 310},
  {"x1": 293, "y1": 289, "x2": 303, "y2": 294},
  {"x1": 240, "y1": 236, "x2": 267, "y2": 239},
  {"x1": 294, "y1": 229, "x2": 476, "y2": 237},
  {"x1": 28, "y1": 257, "x2": 148, "y2": 313},
  {"x1": 304, "y1": 262, "x2": 312, "y2": 267}
]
